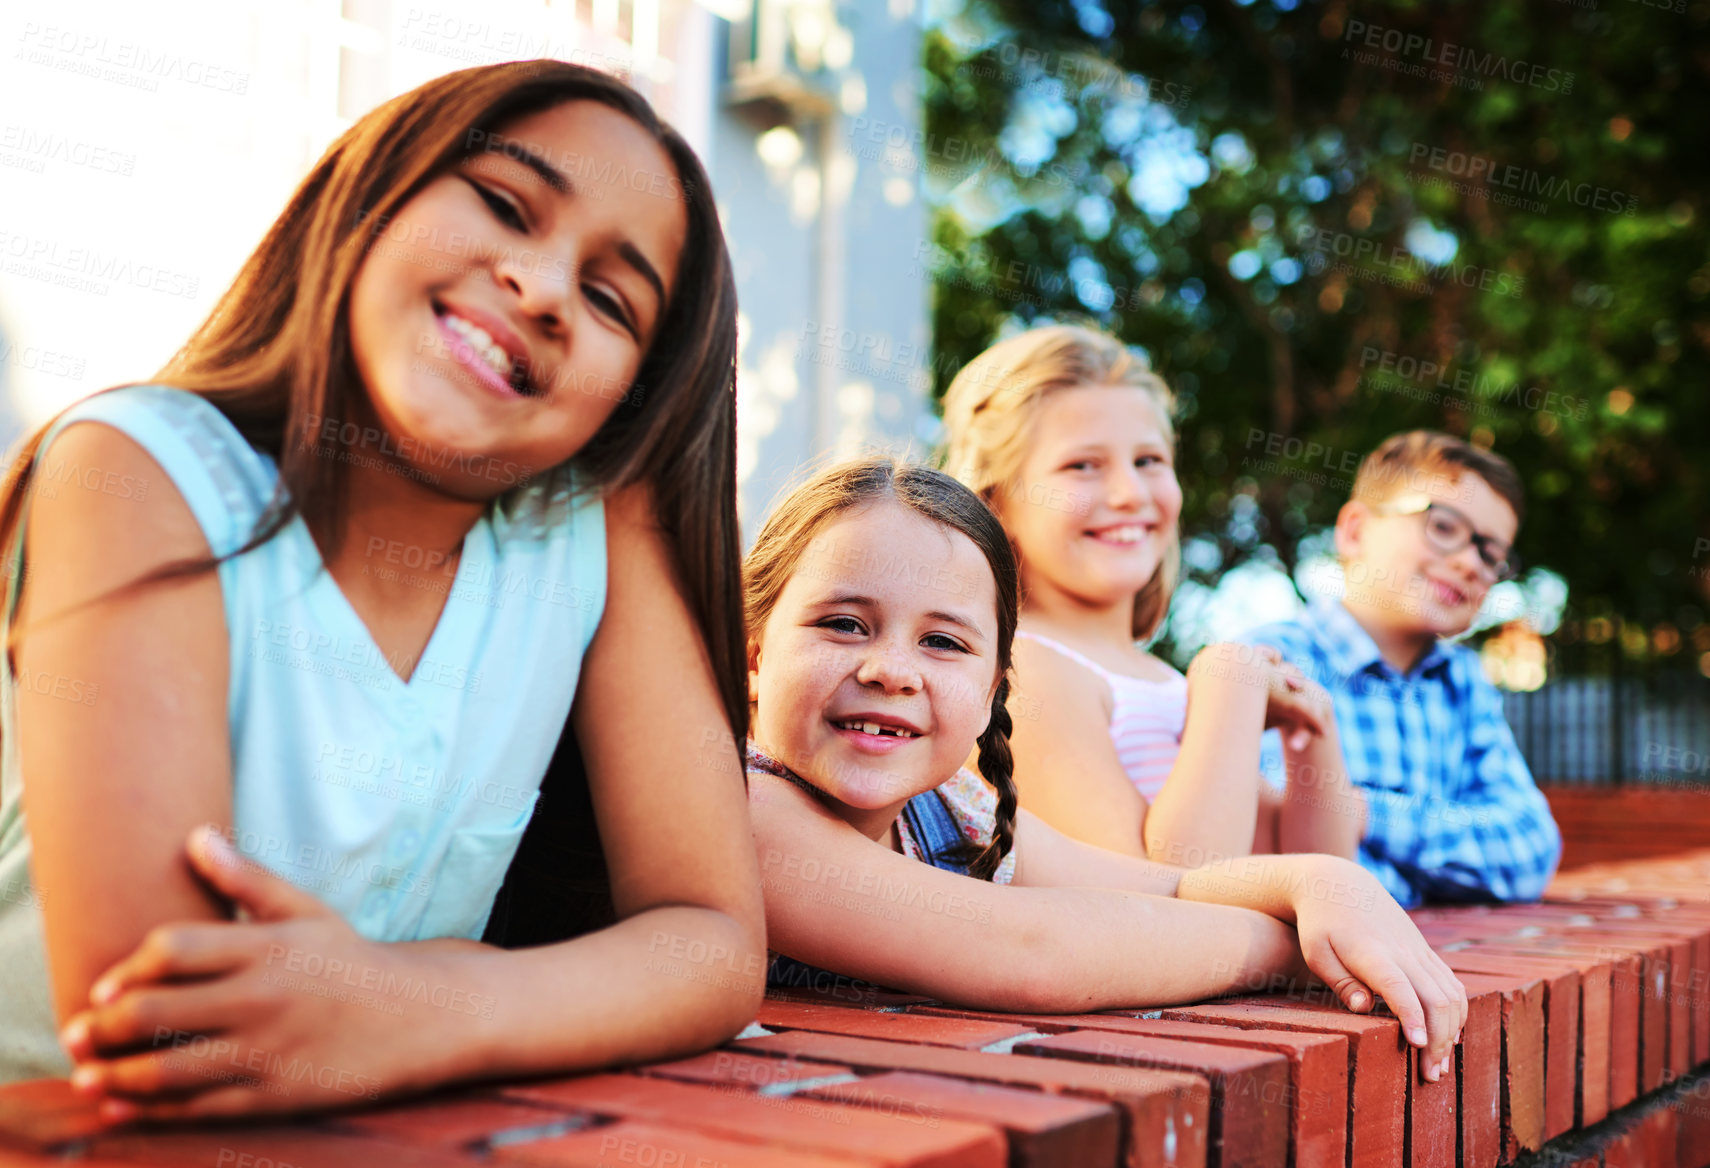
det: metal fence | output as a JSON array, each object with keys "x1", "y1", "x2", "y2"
[{"x1": 1503, "y1": 668, "x2": 1710, "y2": 787}]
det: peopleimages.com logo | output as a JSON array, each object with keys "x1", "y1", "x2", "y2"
[
  {"x1": 1409, "y1": 143, "x2": 1637, "y2": 217},
  {"x1": 1341, "y1": 19, "x2": 1575, "y2": 93}
]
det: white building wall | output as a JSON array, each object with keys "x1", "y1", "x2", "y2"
[{"x1": 713, "y1": 0, "x2": 932, "y2": 533}]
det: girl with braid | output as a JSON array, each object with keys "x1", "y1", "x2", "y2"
[{"x1": 741, "y1": 459, "x2": 1466, "y2": 1083}]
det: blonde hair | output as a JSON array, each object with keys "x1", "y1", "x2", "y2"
[{"x1": 940, "y1": 325, "x2": 1180, "y2": 641}]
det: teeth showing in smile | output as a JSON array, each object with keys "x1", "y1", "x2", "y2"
[
  {"x1": 1094, "y1": 525, "x2": 1146, "y2": 544},
  {"x1": 441, "y1": 312, "x2": 517, "y2": 384},
  {"x1": 836, "y1": 720, "x2": 918, "y2": 738}
]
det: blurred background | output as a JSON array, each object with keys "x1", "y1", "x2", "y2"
[{"x1": 2, "y1": 0, "x2": 1706, "y2": 791}]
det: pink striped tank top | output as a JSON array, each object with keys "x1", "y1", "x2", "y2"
[{"x1": 1016, "y1": 629, "x2": 1188, "y2": 803}]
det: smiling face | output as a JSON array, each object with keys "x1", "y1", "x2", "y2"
[
  {"x1": 748, "y1": 500, "x2": 1002, "y2": 835},
  {"x1": 996, "y1": 384, "x2": 1182, "y2": 616},
  {"x1": 1337, "y1": 470, "x2": 1520, "y2": 638},
  {"x1": 345, "y1": 100, "x2": 687, "y2": 498}
]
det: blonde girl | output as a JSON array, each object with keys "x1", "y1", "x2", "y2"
[
  {"x1": 0, "y1": 61, "x2": 763, "y2": 1118},
  {"x1": 743, "y1": 458, "x2": 1464, "y2": 1082},
  {"x1": 941, "y1": 325, "x2": 1365, "y2": 866}
]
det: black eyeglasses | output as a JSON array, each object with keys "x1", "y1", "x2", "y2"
[{"x1": 1371, "y1": 498, "x2": 1521, "y2": 583}]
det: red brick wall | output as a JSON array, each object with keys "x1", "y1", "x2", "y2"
[
  {"x1": 10, "y1": 850, "x2": 1710, "y2": 1167},
  {"x1": 1546, "y1": 788, "x2": 1710, "y2": 869}
]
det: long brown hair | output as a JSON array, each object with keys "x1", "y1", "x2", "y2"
[
  {"x1": 940, "y1": 324, "x2": 1180, "y2": 642},
  {"x1": 0, "y1": 60, "x2": 748, "y2": 745},
  {"x1": 742, "y1": 458, "x2": 1019, "y2": 881}
]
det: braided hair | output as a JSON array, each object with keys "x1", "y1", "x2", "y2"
[
  {"x1": 965, "y1": 675, "x2": 1017, "y2": 880},
  {"x1": 743, "y1": 457, "x2": 1021, "y2": 881}
]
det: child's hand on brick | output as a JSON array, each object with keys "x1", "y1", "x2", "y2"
[
  {"x1": 1289, "y1": 856, "x2": 1467, "y2": 1081},
  {"x1": 59, "y1": 827, "x2": 479, "y2": 1122}
]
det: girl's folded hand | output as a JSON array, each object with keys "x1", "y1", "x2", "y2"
[
  {"x1": 1263, "y1": 664, "x2": 1333, "y2": 753},
  {"x1": 59, "y1": 826, "x2": 483, "y2": 1123},
  {"x1": 1188, "y1": 644, "x2": 1328, "y2": 751},
  {"x1": 1287, "y1": 856, "x2": 1467, "y2": 1082}
]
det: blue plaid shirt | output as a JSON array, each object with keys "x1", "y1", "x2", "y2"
[{"x1": 1247, "y1": 600, "x2": 1561, "y2": 908}]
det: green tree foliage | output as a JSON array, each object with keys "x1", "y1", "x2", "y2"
[{"x1": 922, "y1": 0, "x2": 1709, "y2": 665}]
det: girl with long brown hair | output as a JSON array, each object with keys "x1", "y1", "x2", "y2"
[
  {"x1": 743, "y1": 458, "x2": 1464, "y2": 1082},
  {"x1": 0, "y1": 61, "x2": 764, "y2": 1117}
]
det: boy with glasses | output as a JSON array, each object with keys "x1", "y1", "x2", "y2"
[{"x1": 1244, "y1": 431, "x2": 1562, "y2": 906}]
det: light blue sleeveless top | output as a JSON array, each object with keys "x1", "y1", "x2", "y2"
[{"x1": 0, "y1": 385, "x2": 605, "y2": 1079}]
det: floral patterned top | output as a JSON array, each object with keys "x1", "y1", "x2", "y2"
[{"x1": 746, "y1": 742, "x2": 1016, "y2": 885}]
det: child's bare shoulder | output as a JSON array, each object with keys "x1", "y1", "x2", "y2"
[
  {"x1": 1127, "y1": 648, "x2": 1186, "y2": 685},
  {"x1": 1012, "y1": 631, "x2": 1109, "y2": 708},
  {"x1": 1016, "y1": 625, "x2": 1179, "y2": 687},
  {"x1": 22, "y1": 420, "x2": 211, "y2": 620}
]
